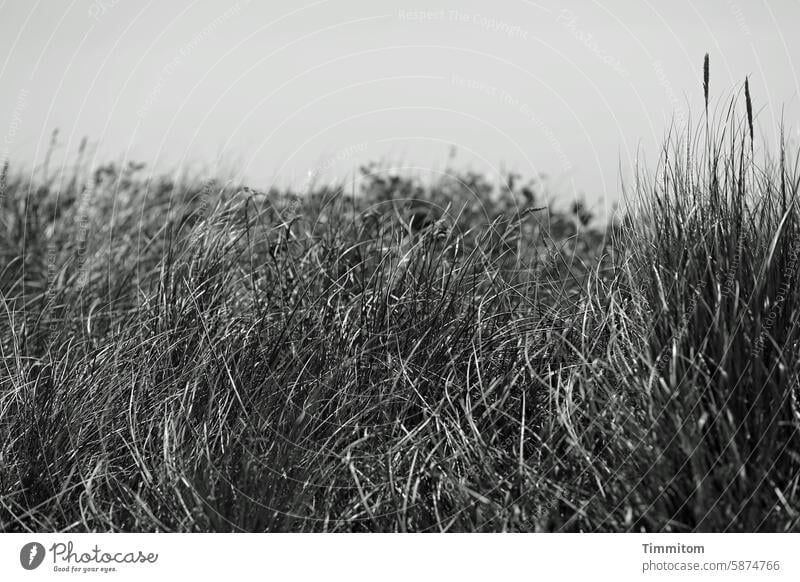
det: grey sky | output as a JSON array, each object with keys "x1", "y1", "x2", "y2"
[{"x1": 1, "y1": 0, "x2": 798, "y2": 217}]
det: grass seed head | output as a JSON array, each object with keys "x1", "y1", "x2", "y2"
[{"x1": 703, "y1": 53, "x2": 710, "y2": 113}]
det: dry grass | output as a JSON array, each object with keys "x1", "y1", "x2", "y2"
[{"x1": 1, "y1": 60, "x2": 799, "y2": 532}]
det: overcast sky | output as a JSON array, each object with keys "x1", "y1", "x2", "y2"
[{"x1": 1, "y1": 0, "x2": 798, "y2": 216}]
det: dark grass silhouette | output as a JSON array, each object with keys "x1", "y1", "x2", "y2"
[{"x1": 1, "y1": 58, "x2": 799, "y2": 532}]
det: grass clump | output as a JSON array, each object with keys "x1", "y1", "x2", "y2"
[
  {"x1": 1, "y1": 58, "x2": 800, "y2": 532},
  {"x1": 0, "y1": 160, "x2": 609, "y2": 531}
]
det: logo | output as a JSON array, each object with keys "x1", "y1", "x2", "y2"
[{"x1": 20, "y1": 542, "x2": 46, "y2": 570}]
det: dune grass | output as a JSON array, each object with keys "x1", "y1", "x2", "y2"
[{"x1": 2, "y1": 69, "x2": 800, "y2": 532}]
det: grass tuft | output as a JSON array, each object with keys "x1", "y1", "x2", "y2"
[{"x1": 1, "y1": 67, "x2": 799, "y2": 532}]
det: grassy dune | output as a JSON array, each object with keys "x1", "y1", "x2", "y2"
[{"x1": 2, "y1": 79, "x2": 800, "y2": 532}]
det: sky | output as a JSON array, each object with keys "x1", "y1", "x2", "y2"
[{"x1": 1, "y1": 0, "x2": 799, "y2": 218}]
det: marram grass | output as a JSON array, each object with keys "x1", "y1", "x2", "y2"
[{"x1": 1, "y1": 77, "x2": 800, "y2": 533}]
